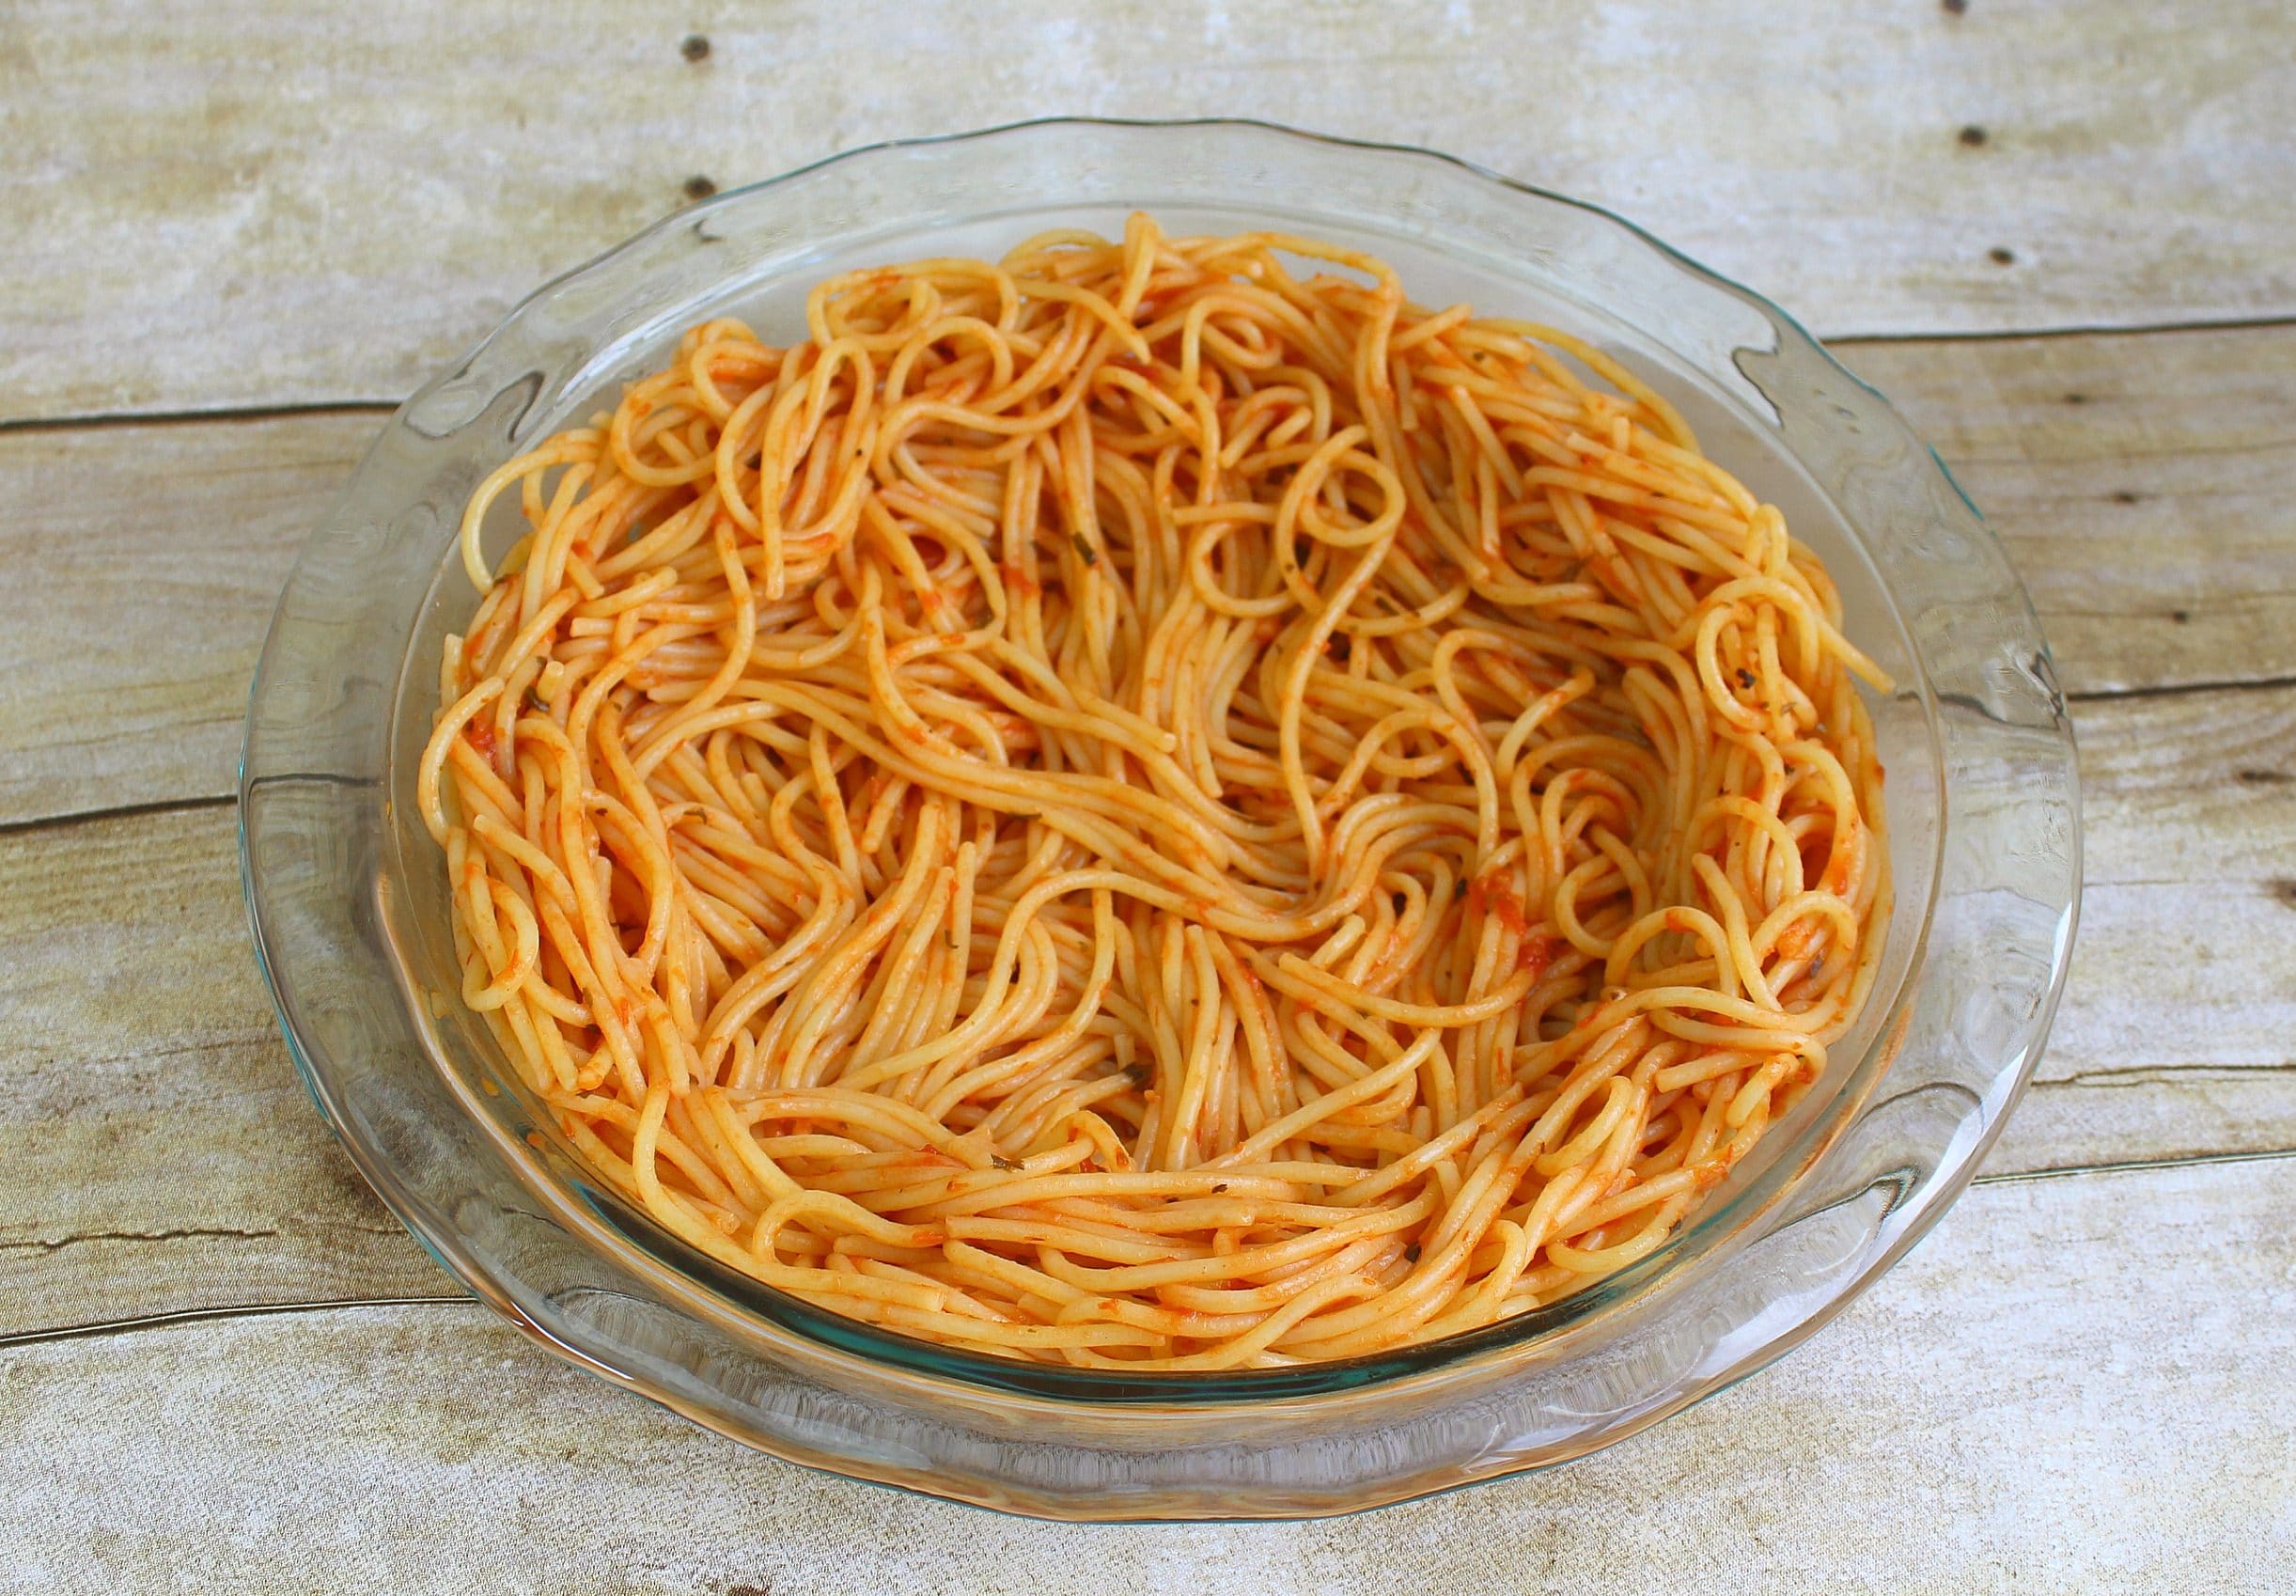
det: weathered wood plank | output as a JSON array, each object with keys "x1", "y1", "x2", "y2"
[
  {"x1": 6, "y1": 676, "x2": 2290, "y2": 1337},
  {"x1": 6, "y1": 1, "x2": 2293, "y2": 420},
  {"x1": 0, "y1": 413, "x2": 383, "y2": 826},
  {"x1": 1996, "y1": 685, "x2": 2296, "y2": 1175},
  {"x1": 6, "y1": 323, "x2": 2288, "y2": 826},
  {"x1": 0, "y1": 805, "x2": 455, "y2": 1328},
  {"x1": 4, "y1": 1156, "x2": 2288, "y2": 1588},
  {"x1": 1837, "y1": 325, "x2": 2296, "y2": 696}
]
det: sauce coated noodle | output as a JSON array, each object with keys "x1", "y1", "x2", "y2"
[{"x1": 422, "y1": 214, "x2": 1890, "y2": 1369}]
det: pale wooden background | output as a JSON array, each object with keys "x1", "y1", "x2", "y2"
[{"x1": 3, "y1": 2, "x2": 2291, "y2": 1591}]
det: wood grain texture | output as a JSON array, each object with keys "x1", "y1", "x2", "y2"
[
  {"x1": 2004, "y1": 685, "x2": 2296, "y2": 1174},
  {"x1": 5, "y1": 323, "x2": 2288, "y2": 826},
  {"x1": 1837, "y1": 325, "x2": 2296, "y2": 696},
  {"x1": 0, "y1": 805, "x2": 455, "y2": 1332},
  {"x1": 5, "y1": 1156, "x2": 2289, "y2": 1592},
  {"x1": 5, "y1": 0, "x2": 2294, "y2": 420},
  {"x1": 6, "y1": 674, "x2": 2290, "y2": 1336},
  {"x1": 0, "y1": 412, "x2": 383, "y2": 826}
]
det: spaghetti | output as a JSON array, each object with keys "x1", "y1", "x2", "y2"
[{"x1": 421, "y1": 214, "x2": 1891, "y2": 1369}]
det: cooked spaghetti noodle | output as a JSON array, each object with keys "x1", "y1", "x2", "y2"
[{"x1": 422, "y1": 214, "x2": 1890, "y2": 1369}]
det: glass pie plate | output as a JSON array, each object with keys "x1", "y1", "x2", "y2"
[{"x1": 241, "y1": 117, "x2": 2080, "y2": 1521}]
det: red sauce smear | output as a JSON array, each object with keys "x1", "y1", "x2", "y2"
[{"x1": 1467, "y1": 867, "x2": 1531, "y2": 940}]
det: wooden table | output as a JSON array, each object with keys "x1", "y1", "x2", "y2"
[{"x1": 5, "y1": 4, "x2": 2290, "y2": 1588}]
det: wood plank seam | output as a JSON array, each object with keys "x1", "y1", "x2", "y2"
[
  {"x1": 1970, "y1": 1146, "x2": 2296, "y2": 1187},
  {"x1": 1835, "y1": 310, "x2": 2296, "y2": 346},
  {"x1": 0, "y1": 792, "x2": 235, "y2": 841},
  {"x1": 0, "y1": 399, "x2": 398, "y2": 439},
  {"x1": 0, "y1": 1295, "x2": 475, "y2": 1353},
  {"x1": 2067, "y1": 673, "x2": 2296, "y2": 703}
]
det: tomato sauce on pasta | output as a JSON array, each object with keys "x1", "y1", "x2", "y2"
[{"x1": 421, "y1": 214, "x2": 1890, "y2": 1369}]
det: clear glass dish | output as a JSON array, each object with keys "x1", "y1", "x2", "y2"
[{"x1": 242, "y1": 117, "x2": 2079, "y2": 1520}]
